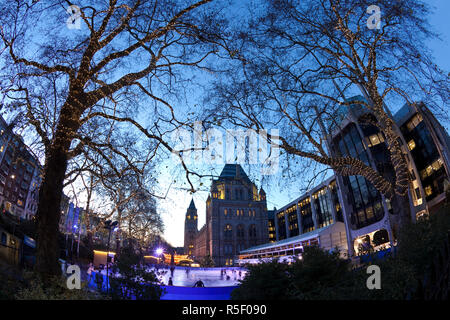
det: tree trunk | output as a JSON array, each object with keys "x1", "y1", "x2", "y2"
[
  {"x1": 35, "y1": 100, "x2": 83, "y2": 278},
  {"x1": 35, "y1": 146, "x2": 70, "y2": 277}
]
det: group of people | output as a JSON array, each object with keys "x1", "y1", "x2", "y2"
[
  {"x1": 85, "y1": 261, "x2": 245, "y2": 288},
  {"x1": 220, "y1": 268, "x2": 243, "y2": 281}
]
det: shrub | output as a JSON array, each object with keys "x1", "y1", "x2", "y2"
[
  {"x1": 14, "y1": 272, "x2": 103, "y2": 300},
  {"x1": 231, "y1": 259, "x2": 292, "y2": 300},
  {"x1": 108, "y1": 246, "x2": 163, "y2": 300}
]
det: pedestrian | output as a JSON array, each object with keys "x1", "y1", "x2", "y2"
[
  {"x1": 87, "y1": 263, "x2": 94, "y2": 282},
  {"x1": 193, "y1": 279, "x2": 205, "y2": 287},
  {"x1": 95, "y1": 271, "x2": 104, "y2": 291},
  {"x1": 168, "y1": 277, "x2": 173, "y2": 286}
]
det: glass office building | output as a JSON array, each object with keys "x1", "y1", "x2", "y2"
[{"x1": 242, "y1": 98, "x2": 449, "y2": 263}]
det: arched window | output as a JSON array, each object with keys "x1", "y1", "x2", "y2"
[
  {"x1": 236, "y1": 224, "x2": 245, "y2": 239},
  {"x1": 224, "y1": 224, "x2": 232, "y2": 240},
  {"x1": 237, "y1": 243, "x2": 245, "y2": 253},
  {"x1": 237, "y1": 224, "x2": 246, "y2": 253},
  {"x1": 224, "y1": 244, "x2": 234, "y2": 255},
  {"x1": 373, "y1": 229, "x2": 389, "y2": 247},
  {"x1": 249, "y1": 224, "x2": 257, "y2": 246},
  {"x1": 1, "y1": 232, "x2": 6, "y2": 245}
]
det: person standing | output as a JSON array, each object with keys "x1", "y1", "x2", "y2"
[{"x1": 87, "y1": 263, "x2": 94, "y2": 282}]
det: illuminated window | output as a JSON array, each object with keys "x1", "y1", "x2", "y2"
[
  {"x1": 414, "y1": 198, "x2": 423, "y2": 206},
  {"x1": 369, "y1": 134, "x2": 381, "y2": 146},
  {"x1": 366, "y1": 133, "x2": 385, "y2": 147},
  {"x1": 408, "y1": 139, "x2": 416, "y2": 150},
  {"x1": 416, "y1": 210, "x2": 428, "y2": 220},
  {"x1": 431, "y1": 159, "x2": 442, "y2": 171},
  {"x1": 424, "y1": 185, "x2": 432, "y2": 196},
  {"x1": 406, "y1": 113, "x2": 423, "y2": 131},
  {"x1": 224, "y1": 224, "x2": 232, "y2": 239},
  {"x1": 366, "y1": 206, "x2": 374, "y2": 219},
  {"x1": 224, "y1": 209, "x2": 228, "y2": 216}
]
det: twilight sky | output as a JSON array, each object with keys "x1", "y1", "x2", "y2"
[{"x1": 159, "y1": 0, "x2": 450, "y2": 248}]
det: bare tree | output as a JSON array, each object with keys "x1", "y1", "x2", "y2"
[
  {"x1": 0, "y1": 0, "x2": 229, "y2": 277},
  {"x1": 205, "y1": 0, "x2": 449, "y2": 225}
]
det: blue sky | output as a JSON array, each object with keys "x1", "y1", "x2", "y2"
[
  {"x1": 1, "y1": 0, "x2": 448, "y2": 248},
  {"x1": 159, "y1": 0, "x2": 450, "y2": 248}
]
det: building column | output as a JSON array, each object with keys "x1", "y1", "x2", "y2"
[
  {"x1": 274, "y1": 211, "x2": 280, "y2": 241},
  {"x1": 310, "y1": 193, "x2": 319, "y2": 230},
  {"x1": 334, "y1": 175, "x2": 355, "y2": 258},
  {"x1": 326, "y1": 185, "x2": 338, "y2": 223},
  {"x1": 296, "y1": 203, "x2": 302, "y2": 235},
  {"x1": 284, "y1": 210, "x2": 290, "y2": 238}
]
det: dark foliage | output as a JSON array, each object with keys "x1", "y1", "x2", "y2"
[
  {"x1": 109, "y1": 246, "x2": 163, "y2": 300},
  {"x1": 232, "y1": 205, "x2": 450, "y2": 300}
]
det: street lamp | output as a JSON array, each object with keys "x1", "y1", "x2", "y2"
[
  {"x1": 155, "y1": 247, "x2": 164, "y2": 264},
  {"x1": 104, "y1": 220, "x2": 118, "y2": 295}
]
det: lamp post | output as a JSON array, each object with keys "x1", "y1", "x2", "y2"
[
  {"x1": 155, "y1": 247, "x2": 164, "y2": 264},
  {"x1": 104, "y1": 220, "x2": 118, "y2": 295}
]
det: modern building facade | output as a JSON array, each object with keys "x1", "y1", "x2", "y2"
[
  {"x1": 327, "y1": 98, "x2": 450, "y2": 257},
  {"x1": 237, "y1": 176, "x2": 349, "y2": 265},
  {"x1": 184, "y1": 164, "x2": 269, "y2": 266},
  {"x1": 394, "y1": 102, "x2": 450, "y2": 214},
  {"x1": 238, "y1": 97, "x2": 450, "y2": 264}
]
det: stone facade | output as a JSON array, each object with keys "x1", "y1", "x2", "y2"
[{"x1": 184, "y1": 164, "x2": 269, "y2": 266}]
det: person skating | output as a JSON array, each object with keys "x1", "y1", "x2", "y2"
[{"x1": 193, "y1": 279, "x2": 205, "y2": 287}]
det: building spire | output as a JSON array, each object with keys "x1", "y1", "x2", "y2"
[{"x1": 188, "y1": 198, "x2": 196, "y2": 210}]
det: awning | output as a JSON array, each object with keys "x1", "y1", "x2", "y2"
[{"x1": 239, "y1": 222, "x2": 345, "y2": 254}]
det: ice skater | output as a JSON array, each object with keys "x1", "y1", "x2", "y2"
[{"x1": 193, "y1": 279, "x2": 205, "y2": 287}]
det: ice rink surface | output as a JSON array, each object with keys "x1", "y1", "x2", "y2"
[{"x1": 148, "y1": 266, "x2": 248, "y2": 287}]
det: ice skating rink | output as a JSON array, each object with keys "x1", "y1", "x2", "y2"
[{"x1": 149, "y1": 266, "x2": 248, "y2": 287}]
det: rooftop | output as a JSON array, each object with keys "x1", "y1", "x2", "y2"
[{"x1": 218, "y1": 164, "x2": 251, "y2": 184}]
